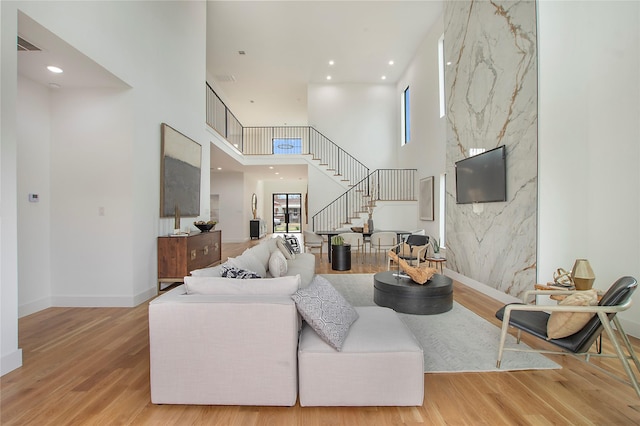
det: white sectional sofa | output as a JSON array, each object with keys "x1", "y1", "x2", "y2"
[{"x1": 149, "y1": 236, "x2": 424, "y2": 407}]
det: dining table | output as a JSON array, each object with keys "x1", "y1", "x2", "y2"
[{"x1": 313, "y1": 229, "x2": 411, "y2": 262}]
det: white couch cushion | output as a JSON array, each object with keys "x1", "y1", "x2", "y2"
[{"x1": 184, "y1": 274, "x2": 301, "y2": 295}]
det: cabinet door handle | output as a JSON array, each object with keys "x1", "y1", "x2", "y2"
[
  {"x1": 214, "y1": 242, "x2": 219, "y2": 252},
  {"x1": 190, "y1": 249, "x2": 197, "y2": 260},
  {"x1": 203, "y1": 245, "x2": 209, "y2": 255}
]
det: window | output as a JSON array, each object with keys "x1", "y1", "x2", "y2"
[
  {"x1": 439, "y1": 173, "x2": 446, "y2": 248},
  {"x1": 438, "y1": 34, "x2": 446, "y2": 118},
  {"x1": 401, "y1": 86, "x2": 410, "y2": 144},
  {"x1": 272, "y1": 138, "x2": 302, "y2": 154}
]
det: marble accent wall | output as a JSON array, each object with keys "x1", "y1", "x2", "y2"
[{"x1": 444, "y1": 0, "x2": 537, "y2": 299}]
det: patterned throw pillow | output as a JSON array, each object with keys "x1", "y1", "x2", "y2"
[
  {"x1": 284, "y1": 235, "x2": 301, "y2": 254},
  {"x1": 291, "y1": 275, "x2": 359, "y2": 351},
  {"x1": 220, "y1": 265, "x2": 261, "y2": 279}
]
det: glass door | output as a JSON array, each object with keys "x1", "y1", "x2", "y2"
[{"x1": 273, "y1": 193, "x2": 301, "y2": 233}]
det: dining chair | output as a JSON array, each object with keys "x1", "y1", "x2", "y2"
[
  {"x1": 303, "y1": 230, "x2": 324, "y2": 262},
  {"x1": 369, "y1": 231, "x2": 396, "y2": 265}
]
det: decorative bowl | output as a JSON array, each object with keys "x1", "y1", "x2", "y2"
[
  {"x1": 351, "y1": 227, "x2": 363, "y2": 233},
  {"x1": 194, "y1": 223, "x2": 215, "y2": 232}
]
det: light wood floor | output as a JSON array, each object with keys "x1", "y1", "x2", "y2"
[{"x1": 2, "y1": 236, "x2": 640, "y2": 425}]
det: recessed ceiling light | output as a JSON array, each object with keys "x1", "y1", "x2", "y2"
[
  {"x1": 269, "y1": 166, "x2": 274, "y2": 169},
  {"x1": 47, "y1": 65, "x2": 63, "y2": 73},
  {"x1": 217, "y1": 167, "x2": 222, "y2": 170},
  {"x1": 275, "y1": 172, "x2": 280, "y2": 175},
  {"x1": 329, "y1": 60, "x2": 335, "y2": 66},
  {"x1": 446, "y1": 61, "x2": 452, "y2": 66},
  {"x1": 326, "y1": 75, "x2": 332, "y2": 80},
  {"x1": 381, "y1": 76, "x2": 387, "y2": 80},
  {"x1": 388, "y1": 60, "x2": 394, "y2": 66}
]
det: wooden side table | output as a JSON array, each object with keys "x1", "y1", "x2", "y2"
[
  {"x1": 426, "y1": 257, "x2": 446, "y2": 273},
  {"x1": 534, "y1": 283, "x2": 602, "y2": 301}
]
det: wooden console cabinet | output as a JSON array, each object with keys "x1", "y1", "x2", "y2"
[{"x1": 157, "y1": 230, "x2": 221, "y2": 291}]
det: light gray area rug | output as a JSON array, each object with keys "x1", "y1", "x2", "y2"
[{"x1": 321, "y1": 274, "x2": 560, "y2": 373}]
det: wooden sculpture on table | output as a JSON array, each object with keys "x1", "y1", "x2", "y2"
[{"x1": 387, "y1": 250, "x2": 437, "y2": 284}]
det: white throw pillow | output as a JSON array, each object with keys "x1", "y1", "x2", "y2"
[
  {"x1": 250, "y1": 241, "x2": 272, "y2": 267},
  {"x1": 184, "y1": 274, "x2": 301, "y2": 295},
  {"x1": 277, "y1": 237, "x2": 295, "y2": 260},
  {"x1": 227, "y1": 250, "x2": 267, "y2": 278},
  {"x1": 268, "y1": 250, "x2": 288, "y2": 278}
]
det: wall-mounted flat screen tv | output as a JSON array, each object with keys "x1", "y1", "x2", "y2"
[{"x1": 455, "y1": 145, "x2": 507, "y2": 204}]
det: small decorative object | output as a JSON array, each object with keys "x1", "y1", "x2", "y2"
[
  {"x1": 331, "y1": 235, "x2": 344, "y2": 246},
  {"x1": 351, "y1": 226, "x2": 363, "y2": 233},
  {"x1": 173, "y1": 204, "x2": 181, "y2": 235},
  {"x1": 251, "y1": 193, "x2": 258, "y2": 219},
  {"x1": 367, "y1": 218, "x2": 374, "y2": 233},
  {"x1": 571, "y1": 259, "x2": 595, "y2": 290},
  {"x1": 388, "y1": 250, "x2": 437, "y2": 284},
  {"x1": 194, "y1": 220, "x2": 217, "y2": 232},
  {"x1": 430, "y1": 236, "x2": 442, "y2": 258},
  {"x1": 553, "y1": 268, "x2": 573, "y2": 287}
]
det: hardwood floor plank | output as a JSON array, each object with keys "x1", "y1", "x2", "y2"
[{"x1": 2, "y1": 235, "x2": 640, "y2": 425}]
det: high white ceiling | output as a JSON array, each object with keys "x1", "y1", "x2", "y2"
[
  {"x1": 207, "y1": 1, "x2": 443, "y2": 127},
  {"x1": 15, "y1": 1, "x2": 442, "y2": 181}
]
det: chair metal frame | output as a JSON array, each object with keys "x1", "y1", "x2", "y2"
[
  {"x1": 386, "y1": 234, "x2": 429, "y2": 270},
  {"x1": 497, "y1": 288, "x2": 640, "y2": 398}
]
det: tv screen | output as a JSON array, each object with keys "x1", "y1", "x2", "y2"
[{"x1": 455, "y1": 145, "x2": 506, "y2": 204}]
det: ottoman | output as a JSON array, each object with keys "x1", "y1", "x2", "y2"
[{"x1": 298, "y1": 306, "x2": 424, "y2": 406}]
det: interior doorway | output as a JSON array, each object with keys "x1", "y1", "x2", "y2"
[{"x1": 273, "y1": 193, "x2": 301, "y2": 233}]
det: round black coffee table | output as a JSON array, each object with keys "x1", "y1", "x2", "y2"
[{"x1": 373, "y1": 270, "x2": 453, "y2": 315}]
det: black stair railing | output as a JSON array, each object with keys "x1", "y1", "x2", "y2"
[{"x1": 311, "y1": 169, "x2": 417, "y2": 232}]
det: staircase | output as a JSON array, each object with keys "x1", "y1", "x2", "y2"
[{"x1": 206, "y1": 83, "x2": 417, "y2": 231}]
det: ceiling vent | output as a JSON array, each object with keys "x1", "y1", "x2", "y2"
[
  {"x1": 17, "y1": 36, "x2": 41, "y2": 51},
  {"x1": 215, "y1": 74, "x2": 236, "y2": 83}
]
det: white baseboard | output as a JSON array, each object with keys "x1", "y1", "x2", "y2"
[
  {"x1": 51, "y1": 295, "x2": 138, "y2": 307},
  {"x1": 619, "y1": 318, "x2": 640, "y2": 339},
  {"x1": 444, "y1": 268, "x2": 522, "y2": 305},
  {"x1": 1, "y1": 349, "x2": 23, "y2": 376},
  {"x1": 19, "y1": 297, "x2": 52, "y2": 318},
  {"x1": 134, "y1": 287, "x2": 158, "y2": 305}
]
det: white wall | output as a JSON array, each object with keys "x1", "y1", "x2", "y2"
[
  {"x1": 49, "y1": 88, "x2": 134, "y2": 304},
  {"x1": 538, "y1": 1, "x2": 640, "y2": 333},
  {"x1": 211, "y1": 172, "x2": 245, "y2": 243},
  {"x1": 16, "y1": 76, "x2": 52, "y2": 316},
  {"x1": 1, "y1": 0, "x2": 22, "y2": 375},
  {"x1": 396, "y1": 17, "x2": 446, "y2": 239},
  {"x1": 308, "y1": 83, "x2": 397, "y2": 170},
  {"x1": 2, "y1": 0, "x2": 208, "y2": 375}
]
